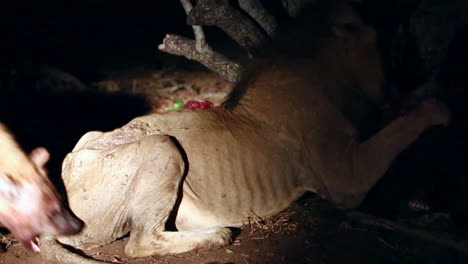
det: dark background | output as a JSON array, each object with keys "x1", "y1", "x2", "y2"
[{"x1": 1, "y1": 1, "x2": 190, "y2": 81}]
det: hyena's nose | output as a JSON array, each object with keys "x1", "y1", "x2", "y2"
[{"x1": 49, "y1": 209, "x2": 84, "y2": 235}]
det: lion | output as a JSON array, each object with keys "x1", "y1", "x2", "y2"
[{"x1": 39, "y1": 1, "x2": 449, "y2": 263}]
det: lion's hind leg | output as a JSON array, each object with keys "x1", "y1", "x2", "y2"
[{"x1": 125, "y1": 226, "x2": 232, "y2": 257}]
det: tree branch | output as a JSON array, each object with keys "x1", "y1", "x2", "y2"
[
  {"x1": 179, "y1": 0, "x2": 208, "y2": 52},
  {"x1": 158, "y1": 0, "x2": 244, "y2": 83},
  {"x1": 238, "y1": 0, "x2": 278, "y2": 37},
  {"x1": 158, "y1": 34, "x2": 243, "y2": 83},
  {"x1": 187, "y1": 0, "x2": 268, "y2": 53}
]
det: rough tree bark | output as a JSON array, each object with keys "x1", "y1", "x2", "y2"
[
  {"x1": 187, "y1": 0, "x2": 269, "y2": 53},
  {"x1": 158, "y1": 0, "x2": 320, "y2": 83},
  {"x1": 238, "y1": 0, "x2": 279, "y2": 37},
  {"x1": 159, "y1": 34, "x2": 243, "y2": 83}
]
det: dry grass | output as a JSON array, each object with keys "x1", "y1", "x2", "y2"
[
  {"x1": 0, "y1": 233, "x2": 14, "y2": 250},
  {"x1": 237, "y1": 211, "x2": 300, "y2": 242}
]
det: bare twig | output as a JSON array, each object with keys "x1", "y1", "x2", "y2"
[
  {"x1": 179, "y1": 0, "x2": 208, "y2": 52},
  {"x1": 244, "y1": 211, "x2": 297, "y2": 239},
  {"x1": 187, "y1": 0, "x2": 268, "y2": 52}
]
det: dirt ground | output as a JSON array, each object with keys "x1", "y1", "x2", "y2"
[
  {"x1": 0, "y1": 68, "x2": 466, "y2": 264},
  {"x1": 0, "y1": 195, "x2": 465, "y2": 264}
]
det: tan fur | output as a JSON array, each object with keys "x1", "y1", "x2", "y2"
[
  {"x1": 40, "y1": 1, "x2": 450, "y2": 262},
  {"x1": 0, "y1": 124, "x2": 38, "y2": 183}
]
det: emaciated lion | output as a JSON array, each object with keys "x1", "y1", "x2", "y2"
[{"x1": 39, "y1": 1, "x2": 450, "y2": 263}]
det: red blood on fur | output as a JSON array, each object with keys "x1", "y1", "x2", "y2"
[{"x1": 184, "y1": 100, "x2": 214, "y2": 110}]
